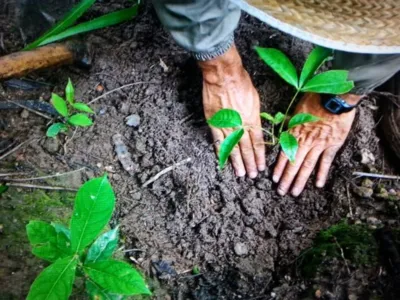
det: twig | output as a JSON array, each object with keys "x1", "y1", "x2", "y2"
[
  {"x1": 5, "y1": 182, "x2": 77, "y2": 192},
  {"x1": 64, "y1": 127, "x2": 78, "y2": 154},
  {"x1": 0, "y1": 172, "x2": 29, "y2": 178},
  {"x1": 88, "y1": 81, "x2": 160, "y2": 104},
  {"x1": 123, "y1": 248, "x2": 145, "y2": 253},
  {"x1": 352, "y1": 171, "x2": 400, "y2": 180},
  {"x1": 334, "y1": 237, "x2": 351, "y2": 275},
  {"x1": 346, "y1": 183, "x2": 353, "y2": 217},
  {"x1": 5, "y1": 167, "x2": 85, "y2": 182},
  {"x1": 0, "y1": 138, "x2": 37, "y2": 161},
  {"x1": 142, "y1": 158, "x2": 192, "y2": 188},
  {"x1": 7, "y1": 100, "x2": 52, "y2": 120}
]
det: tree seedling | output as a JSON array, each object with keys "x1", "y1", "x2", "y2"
[
  {"x1": 207, "y1": 46, "x2": 354, "y2": 166},
  {"x1": 26, "y1": 175, "x2": 151, "y2": 299},
  {"x1": 47, "y1": 78, "x2": 94, "y2": 137}
]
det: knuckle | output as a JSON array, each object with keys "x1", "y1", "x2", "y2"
[{"x1": 303, "y1": 158, "x2": 316, "y2": 169}]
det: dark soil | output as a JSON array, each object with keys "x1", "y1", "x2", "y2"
[{"x1": 1, "y1": 1, "x2": 400, "y2": 299}]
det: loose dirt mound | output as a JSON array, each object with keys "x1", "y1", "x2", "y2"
[{"x1": 1, "y1": 2, "x2": 398, "y2": 299}]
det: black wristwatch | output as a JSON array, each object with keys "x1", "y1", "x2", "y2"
[{"x1": 321, "y1": 94, "x2": 357, "y2": 114}]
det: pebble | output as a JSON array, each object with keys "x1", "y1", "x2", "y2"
[
  {"x1": 20, "y1": 109, "x2": 29, "y2": 119},
  {"x1": 43, "y1": 138, "x2": 60, "y2": 153},
  {"x1": 234, "y1": 242, "x2": 248, "y2": 256},
  {"x1": 367, "y1": 216, "x2": 381, "y2": 226},
  {"x1": 270, "y1": 292, "x2": 276, "y2": 298},
  {"x1": 112, "y1": 174, "x2": 121, "y2": 181},
  {"x1": 360, "y1": 148, "x2": 375, "y2": 165},
  {"x1": 125, "y1": 114, "x2": 141, "y2": 127},
  {"x1": 104, "y1": 165, "x2": 115, "y2": 173},
  {"x1": 389, "y1": 189, "x2": 397, "y2": 196},
  {"x1": 352, "y1": 186, "x2": 373, "y2": 198}
]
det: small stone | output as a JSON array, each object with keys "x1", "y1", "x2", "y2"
[
  {"x1": 270, "y1": 292, "x2": 276, "y2": 298},
  {"x1": 234, "y1": 242, "x2": 248, "y2": 256},
  {"x1": 120, "y1": 102, "x2": 130, "y2": 114},
  {"x1": 367, "y1": 216, "x2": 381, "y2": 226},
  {"x1": 99, "y1": 107, "x2": 107, "y2": 115},
  {"x1": 43, "y1": 138, "x2": 60, "y2": 153},
  {"x1": 361, "y1": 179, "x2": 374, "y2": 188},
  {"x1": 389, "y1": 189, "x2": 397, "y2": 196},
  {"x1": 112, "y1": 174, "x2": 121, "y2": 181},
  {"x1": 104, "y1": 165, "x2": 115, "y2": 173},
  {"x1": 352, "y1": 186, "x2": 373, "y2": 198},
  {"x1": 360, "y1": 148, "x2": 375, "y2": 165},
  {"x1": 96, "y1": 163, "x2": 102, "y2": 168},
  {"x1": 348, "y1": 294, "x2": 357, "y2": 300},
  {"x1": 355, "y1": 219, "x2": 362, "y2": 225},
  {"x1": 20, "y1": 109, "x2": 29, "y2": 119},
  {"x1": 315, "y1": 290, "x2": 322, "y2": 299},
  {"x1": 125, "y1": 114, "x2": 141, "y2": 127}
]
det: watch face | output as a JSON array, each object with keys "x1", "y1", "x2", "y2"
[{"x1": 326, "y1": 98, "x2": 342, "y2": 113}]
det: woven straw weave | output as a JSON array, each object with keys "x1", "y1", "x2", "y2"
[{"x1": 232, "y1": 0, "x2": 400, "y2": 54}]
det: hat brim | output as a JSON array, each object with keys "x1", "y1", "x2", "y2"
[{"x1": 232, "y1": 0, "x2": 400, "y2": 54}]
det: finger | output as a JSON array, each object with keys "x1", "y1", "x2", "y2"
[
  {"x1": 316, "y1": 146, "x2": 339, "y2": 188},
  {"x1": 291, "y1": 146, "x2": 324, "y2": 197},
  {"x1": 277, "y1": 145, "x2": 310, "y2": 196},
  {"x1": 273, "y1": 151, "x2": 288, "y2": 183},
  {"x1": 222, "y1": 129, "x2": 246, "y2": 177},
  {"x1": 239, "y1": 130, "x2": 258, "y2": 178},
  {"x1": 211, "y1": 128, "x2": 224, "y2": 156},
  {"x1": 249, "y1": 127, "x2": 266, "y2": 172}
]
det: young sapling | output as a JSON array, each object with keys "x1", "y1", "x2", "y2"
[
  {"x1": 47, "y1": 78, "x2": 95, "y2": 137},
  {"x1": 207, "y1": 46, "x2": 355, "y2": 166}
]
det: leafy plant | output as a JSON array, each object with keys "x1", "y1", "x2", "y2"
[
  {"x1": 24, "y1": 0, "x2": 138, "y2": 50},
  {"x1": 26, "y1": 175, "x2": 151, "y2": 299},
  {"x1": 47, "y1": 78, "x2": 94, "y2": 137},
  {"x1": 207, "y1": 46, "x2": 354, "y2": 166}
]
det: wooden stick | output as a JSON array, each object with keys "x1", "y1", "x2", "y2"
[
  {"x1": 5, "y1": 167, "x2": 85, "y2": 182},
  {"x1": 88, "y1": 81, "x2": 160, "y2": 104},
  {"x1": 5, "y1": 182, "x2": 77, "y2": 192},
  {"x1": 352, "y1": 171, "x2": 400, "y2": 180},
  {"x1": 142, "y1": 158, "x2": 192, "y2": 188},
  {"x1": 0, "y1": 138, "x2": 37, "y2": 161},
  {"x1": 0, "y1": 172, "x2": 29, "y2": 178}
]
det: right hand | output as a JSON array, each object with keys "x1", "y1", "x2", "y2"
[{"x1": 198, "y1": 45, "x2": 266, "y2": 178}]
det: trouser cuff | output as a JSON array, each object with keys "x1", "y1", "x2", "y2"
[{"x1": 192, "y1": 33, "x2": 235, "y2": 61}]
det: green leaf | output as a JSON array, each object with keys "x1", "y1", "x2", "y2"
[
  {"x1": 51, "y1": 94, "x2": 69, "y2": 117},
  {"x1": 260, "y1": 112, "x2": 275, "y2": 123},
  {"x1": 0, "y1": 184, "x2": 8, "y2": 195},
  {"x1": 273, "y1": 112, "x2": 285, "y2": 125},
  {"x1": 86, "y1": 280, "x2": 126, "y2": 300},
  {"x1": 52, "y1": 223, "x2": 71, "y2": 256},
  {"x1": 23, "y1": 0, "x2": 96, "y2": 50},
  {"x1": 207, "y1": 109, "x2": 242, "y2": 128},
  {"x1": 26, "y1": 221, "x2": 61, "y2": 262},
  {"x1": 46, "y1": 123, "x2": 68, "y2": 137},
  {"x1": 68, "y1": 113, "x2": 93, "y2": 127},
  {"x1": 299, "y1": 46, "x2": 333, "y2": 88},
  {"x1": 219, "y1": 129, "x2": 245, "y2": 169},
  {"x1": 279, "y1": 132, "x2": 298, "y2": 162},
  {"x1": 37, "y1": 6, "x2": 139, "y2": 47},
  {"x1": 70, "y1": 175, "x2": 115, "y2": 253},
  {"x1": 27, "y1": 256, "x2": 78, "y2": 300},
  {"x1": 301, "y1": 70, "x2": 354, "y2": 94},
  {"x1": 192, "y1": 266, "x2": 200, "y2": 275},
  {"x1": 66, "y1": 78, "x2": 75, "y2": 104},
  {"x1": 288, "y1": 113, "x2": 320, "y2": 129},
  {"x1": 84, "y1": 260, "x2": 151, "y2": 295},
  {"x1": 255, "y1": 47, "x2": 299, "y2": 88},
  {"x1": 86, "y1": 227, "x2": 119, "y2": 263},
  {"x1": 73, "y1": 102, "x2": 94, "y2": 113}
]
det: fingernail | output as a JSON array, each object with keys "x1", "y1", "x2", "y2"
[
  {"x1": 258, "y1": 165, "x2": 266, "y2": 172},
  {"x1": 272, "y1": 175, "x2": 279, "y2": 183},
  {"x1": 248, "y1": 172, "x2": 258, "y2": 179},
  {"x1": 236, "y1": 170, "x2": 246, "y2": 177},
  {"x1": 291, "y1": 188, "x2": 300, "y2": 197},
  {"x1": 316, "y1": 181, "x2": 324, "y2": 188},
  {"x1": 277, "y1": 187, "x2": 286, "y2": 196}
]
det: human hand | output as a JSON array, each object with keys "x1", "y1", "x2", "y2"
[
  {"x1": 273, "y1": 93, "x2": 361, "y2": 196},
  {"x1": 199, "y1": 45, "x2": 265, "y2": 178}
]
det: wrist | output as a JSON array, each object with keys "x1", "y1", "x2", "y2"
[
  {"x1": 198, "y1": 45, "x2": 243, "y2": 85},
  {"x1": 340, "y1": 93, "x2": 364, "y2": 106}
]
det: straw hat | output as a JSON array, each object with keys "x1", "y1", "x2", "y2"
[{"x1": 231, "y1": 0, "x2": 400, "y2": 54}]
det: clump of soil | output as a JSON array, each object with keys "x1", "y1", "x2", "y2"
[{"x1": 1, "y1": 2, "x2": 400, "y2": 299}]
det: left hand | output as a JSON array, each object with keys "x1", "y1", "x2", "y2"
[{"x1": 272, "y1": 93, "x2": 361, "y2": 196}]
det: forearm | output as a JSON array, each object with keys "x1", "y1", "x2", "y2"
[{"x1": 153, "y1": 0, "x2": 241, "y2": 61}]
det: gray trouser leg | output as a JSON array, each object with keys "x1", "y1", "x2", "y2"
[
  {"x1": 333, "y1": 51, "x2": 400, "y2": 95},
  {"x1": 153, "y1": 0, "x2": 241, "y2": 61}
]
